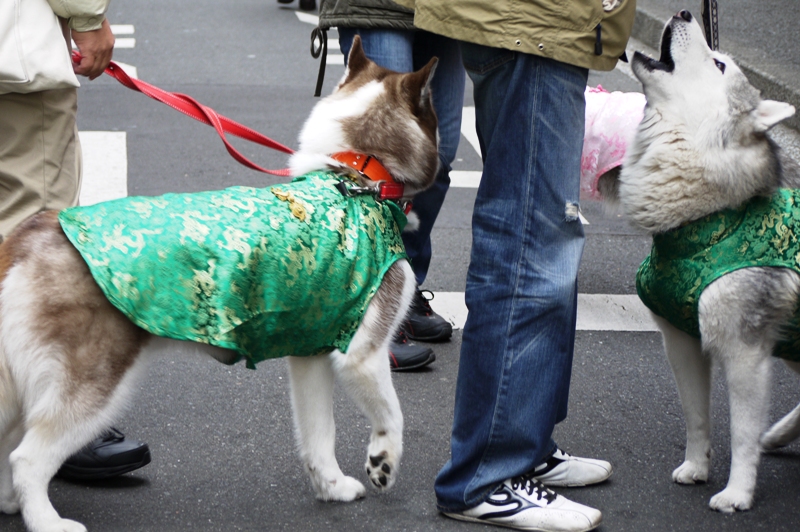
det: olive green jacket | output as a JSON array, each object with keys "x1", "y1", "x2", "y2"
[
  {"x1": 47, "y1": 0, "x2": 109, "y2": 32},
  {"x1": 318, "y1": 0, "x2": 414, "y2": 31},
  {"x1": 399, "y1": 0, "x2": 636, "y2": 72}
]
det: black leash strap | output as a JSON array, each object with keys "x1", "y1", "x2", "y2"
[
  {"x1": 311, "y1": 27, "x2": 328, "y2": 97},
  {"x1": 701, "y1": 0, "x2": 719, "y2": 51}
]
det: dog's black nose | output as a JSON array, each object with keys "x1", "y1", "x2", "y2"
[{"x1": 678, "y1": 10, "x2": 692, "y2": 22}]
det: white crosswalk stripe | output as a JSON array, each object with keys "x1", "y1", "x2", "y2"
[
  {"x1": 78, "y1": 132, "x2": 128, "y2": 206},
  {"x1": 428, "y1": 292, "x2": 657, "y2": 332}
]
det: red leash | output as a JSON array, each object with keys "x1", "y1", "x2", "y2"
[{"x1": 75, "y1": 53, "x2": 294, "y2": 177}]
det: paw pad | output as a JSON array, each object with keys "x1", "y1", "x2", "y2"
[{"x1": 366, "y1": 452, "x2": 393, "y2": 489}]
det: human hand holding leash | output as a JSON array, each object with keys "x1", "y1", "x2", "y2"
[{"x1": 71, "y1": 18, "x2": 115, "y2": 79}]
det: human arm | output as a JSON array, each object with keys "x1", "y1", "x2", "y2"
[{"x1": 46, "y1": 0, "x2": 115, "y2": 79}]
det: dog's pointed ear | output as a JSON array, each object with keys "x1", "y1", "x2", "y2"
[
  {"x1": 752, "y1": 100, "x2": 796, "y2": 132},
  {"x1": 346, "y1": 35, "x2": 370, "y2": 78},
  {"x1": 403, "y1": 56, "x2": 438, "y2": 111}
]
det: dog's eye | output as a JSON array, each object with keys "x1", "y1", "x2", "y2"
[{"x1": 714, "y1": 59, "x2": 726, "y2": 74}]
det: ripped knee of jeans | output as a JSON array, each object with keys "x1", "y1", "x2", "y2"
[{"x1": 565, "y1": 202, "x2": 581, "y2": 222}]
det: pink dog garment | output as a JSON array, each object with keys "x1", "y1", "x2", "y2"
[{"x1": 581, "y1": 86, "x2": 646, "y2": 199}]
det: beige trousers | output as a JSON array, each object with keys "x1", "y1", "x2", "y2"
[{"x1": 0, "y1": 87, "x2": 82, "y2": 240}]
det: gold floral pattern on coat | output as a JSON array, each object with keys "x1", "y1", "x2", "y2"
[
  {"x1": 59, "y1": 171, "x2": 408, "y2": 368},
  {"x1": 637, "y1": 189, "x2": 800, "y2": 361}
]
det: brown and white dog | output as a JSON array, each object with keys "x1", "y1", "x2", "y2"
[{"x1": 0, "y1": 37, "x2": 439, "y2": 532}]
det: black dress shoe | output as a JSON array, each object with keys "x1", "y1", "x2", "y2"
[
  {"x1": 299, "y1": 0, "x2": 317, "y2": 10},
  {"x1": 389, "y1": 330, "x2": 435, "y2": 371},
  {"x1": 402, "y1": 289, "x2": 453, "y2": 342},
  {"x1": 57, "y1": 428, "x2": 151, "y2": 481}
]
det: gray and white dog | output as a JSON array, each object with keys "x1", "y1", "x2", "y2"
[{"x1": 617, "y1": 10, "x2": 800, "y2": 513}]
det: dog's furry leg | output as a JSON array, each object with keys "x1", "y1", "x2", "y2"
[
  {"x1": 697, "y1": 270, "x2": 794, "y2": 512},
  {"x1": 710, "y1": 345, "x2": 771, "y2": 513},
  {"x1": 761, "y1": 360, "x2": 800, "y2": 449},
  {"x1": 654, "y1": 314, "x2": 712, "y2": 484},
  {"x1": 10, "y1": 427, "x2": 93, "y2": 532},
  {"x1": 288, "y1": 354, "x2": 367, "y2": 501},
  {"x1": 330, "y1": 261, "x2": 412, "y2": 493}
]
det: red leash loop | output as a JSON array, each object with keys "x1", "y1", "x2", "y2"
[{"x1": 76, "y1": 52, "x2": 294, "y2": 177}]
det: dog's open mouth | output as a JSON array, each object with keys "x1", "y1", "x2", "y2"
[{"x1": 634, "y1": 24, "x2": 675, "y2": 73}]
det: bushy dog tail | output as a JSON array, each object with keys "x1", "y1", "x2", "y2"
[{"x1": 761, "y1": 361, "x2": 800, "y2": 450}]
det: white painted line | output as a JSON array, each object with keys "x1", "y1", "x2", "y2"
[
  {"x1": 295, "y1": 12, "x2": 319, "y2": 25},
  {"x1": 460, "y1": 106, "x2": 481, "y2": 157},
  {"x1": 114, "y1": 38, "x2": 136, "y2": 49},
  {"x1": 576, "y1": 294, "x2": 657, "y2": 331},
  {"x1": 428, "y1": 292, "x2": 469, "y2": 331},
  {"x1": 78, "y1": 132, "x2": 128, "y2": 206},
  {"x1": 450, "y1": 170, "x2": 482, "y2": 188},
  {"x1": 110, "y1": 24, "x2": 135, "y2": 35},
  {"x1": 112, "y1": 61, "x2": 138, "y2": 79},
  {"x1": 328, "y1": 38, "x2": 339, "y2": 51},
  {"x1": 429, "y1": 292, "x2": 658, "y2": 332},
  {"x1": 327, "y1": 55, "x2": 345, "y2": 66}
]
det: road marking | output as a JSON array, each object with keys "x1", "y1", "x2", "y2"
[
  {"x1": 450, "y1": 170, "x2": 482, "y2": 188},
  {"x1": 429, "y1": 292, "x2": 658, "y2": 332},
  {"x1": 460, "y1": 107, "x2": 481, "y2": 157},
  {"x1": 295, "y1": 12, "x2": 319, "y2": 25},
  {"x1": 78, "y1": 132, "x2": 127, "y2": 206},
  {"x1": 114, "y1": 38, "x2": 136, "y2": 49},
  {"x1": 294, "y1": 12, "x2": 345, "y2": 66},
  {"x1": 110, "y1": 25, "x2": 135, "y2": 35}
]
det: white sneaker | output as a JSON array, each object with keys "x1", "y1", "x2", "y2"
[
  {"x1": 443, "y1": 475, "x2": 602, "y2": 532},
  {"x1": 532, "y1": 448, "x2": 612, "y2": 487}
]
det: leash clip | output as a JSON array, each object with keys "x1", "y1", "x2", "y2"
[{"x1": 336, "y1": 179, "x2": 375, "y2": 198}]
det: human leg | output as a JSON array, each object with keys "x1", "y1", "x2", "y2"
[
  {"x1": 0, "y1": 89, "x2": 80, "y2": 240},
  {"x1": 403, "y1": 31, "x2": 464, "y2": 286},
  {"x1": 337, "y1": 28, "x2": 414, "y2": 73},
  {"x1": 435, "y1": 43, "x2": 588, "y2": 512},
  {"x1": 0, "y1": 90, "x2": 151, "y2": 480}
]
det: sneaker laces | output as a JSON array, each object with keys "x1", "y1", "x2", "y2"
[
  {"x1": 414, "y1": 289, "x2": 435, "y2": 316},
  {"x1": 511, "y1": 474, "x2": 557, "y2": 504},
  {"x1": 393, "y1": 328, "x2": 410, "y2": 344},
  {"x1": 100, "y1": 428, "x2": 126, "y2": 443}
]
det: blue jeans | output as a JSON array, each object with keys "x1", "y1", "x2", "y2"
[
  {"x1": 338, "y1": 28, "x2": 465, "y2": 285},
  {"x1": 434, "y1": 43, "x2": 588, "y2": 512}
]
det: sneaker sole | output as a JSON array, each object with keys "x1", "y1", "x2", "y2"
[
  {"x1": 534, "y1": 463, "x2": 613, "y2": 488},
  {"x1": 390, "y1": 352, "x2": 436, "y2": 372},
  {"x1": 405, "y1": 330, "x2": 452, "y2": 343},
  {"x1": 442, "y1": 510, "x2": 601, "y2": 532},
  {"x1": 57, "y1": 449, "x2": 152, "y2": 481}
]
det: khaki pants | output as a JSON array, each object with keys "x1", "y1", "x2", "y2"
[{"x1": 0, "y1": 88, "x2": 82, "y2": 240}]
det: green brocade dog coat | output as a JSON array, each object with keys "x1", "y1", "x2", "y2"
[
  {"x1": 637, "y1": 188, "x2": 800, "y2": 362},
  {"x1": 59, "y1": 171, "x2": 408, "y2": 368}
]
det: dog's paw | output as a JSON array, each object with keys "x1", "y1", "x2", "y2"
[
  {"x1": 314, "y1": 475, "x2": 366, "y2": 502},
  {"x1": 34, "y1": 518, "x2": 88, "y2": 532},
  {"x1": 365, "y1": 451, "x2": 397, "y2": 491},
  {"x1": 672, "y1": 461, "x2": 708, "y2": 484},
  {"x1": 709, "y1": 488, "x2": 753, "y2": 513}
]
